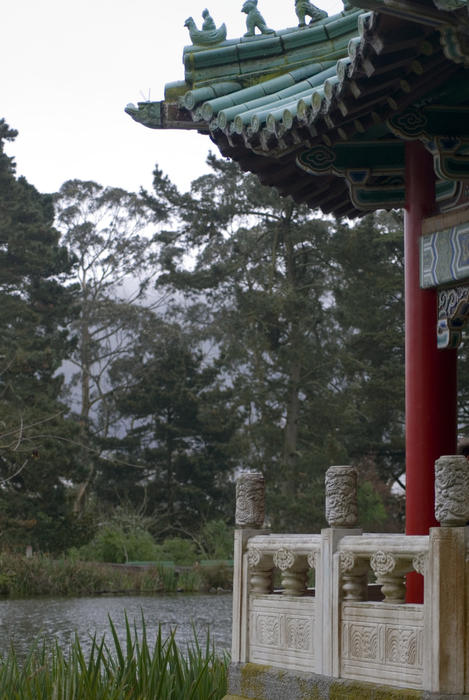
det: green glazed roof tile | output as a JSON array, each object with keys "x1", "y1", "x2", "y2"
[
  {"x1": 237, "y1": 36, "x2": 283, "y2": 60},
  {"x1": 282, "y1": 25, "x2": 329, "y2": 49},
  {"x1": 183, "y1": 82, "x2": 242, "y2": 110},
  {"x1": 127, "y1": 1, "x2": 469, "y2": 216}
]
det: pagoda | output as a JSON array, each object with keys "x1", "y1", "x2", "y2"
[{"x1": 127, "y1": 2, "x2": 469, "y2": 696}]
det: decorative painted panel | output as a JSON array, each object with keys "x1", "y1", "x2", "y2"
[
  {"x1": 420, "y1": 221, "x2": 469, "y2": 288},
  {"x1": 341, "y1": 602, "x2": 424, "y2": 689},
  {"x1": 249, "y1": 595, "x2": 316, "y2": 672}
]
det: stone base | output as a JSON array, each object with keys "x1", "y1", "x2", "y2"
[{"x1": 222, "y1": 663, "x2": 469, "y2": 700}]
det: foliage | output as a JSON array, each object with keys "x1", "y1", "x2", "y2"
[
  {"x1": 0, "y1": 129, "x2": 411, "y2": 550},
  {"x1": 0, "y1": 616, "x2": 228, "y2": 699},
  {"x1": 104, "y1": 318, "x2": 238, "y2": 534},
  {"x1": 0, "y1": 552, "x2": 165, "y2": 597},
  {"x1": 0, "y1": 119, "x2": 81, "y2": 552},
  {"x1": 153, "y1": 537, "x2": 198, "y2": 566},
  {"x1": 75, "y1": 524, "x2": 159, "y2": 564},
  {"x1": 146, "y1": 155, "x2": 406, "y2": 531},
  {"x1": 71, "y1": 508, "x2": 159, "y2": 564},
  {"x1": 53, "y1": 179, "x2": 162, "y2": 515},
  {"x1": 199, "y1": 520, "x2": 233, "y2": 560},
  {"x1": 330, "y1": 211, "x2": 405, "y2": 486}
]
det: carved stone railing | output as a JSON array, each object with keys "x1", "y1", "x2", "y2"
[
  {"x1": 247, "y1": 534, "x2": 320, "y2": 596},
  {"x1": 230, "y1": 461, "x2": 469, "y2": 694},
  {"x1": 337, "y1": 534, "x2": 429, "y2": 603}
]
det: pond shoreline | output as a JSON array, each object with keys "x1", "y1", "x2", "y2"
[{"x1": 0, "y1": 552, "x2": 233, "y2": 598}]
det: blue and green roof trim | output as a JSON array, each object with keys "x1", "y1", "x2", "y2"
[{"x1": 126, "y1": 0, "x2": 469, "y2": 218}]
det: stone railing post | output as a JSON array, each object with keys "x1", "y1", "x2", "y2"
[
  {"x1": 235, "y1": 471, "x2": 266, "y2": 529},
  {"x1": 232, "y1": 472, "x2": 267, "y2": 664},
  {"x1": 422, "y1": 455, "x2": 469, "y2": 693},
  {"x1": 325, "y1": 465, "x2": 358, "y2": 528},
  {"x1": 434, "y1": 454, "x2": 469, "y2": 526},
  {"x1": 318, "y1": 465, "x2": 361, "y2": 677}
]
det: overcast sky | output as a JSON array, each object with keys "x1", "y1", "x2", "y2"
[{"x1": 3, "y1": 0, "x2": 343, "y2": 195}]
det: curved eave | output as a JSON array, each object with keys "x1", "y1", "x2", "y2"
[{"x1": 127, "y1": 3, "x2": 469, "y2": 216}]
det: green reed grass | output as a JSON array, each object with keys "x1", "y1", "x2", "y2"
[
  {"x1": 0, "y1": 553, "x2": 231, "y2": 598},
  {"x1": 0, "y1": 615, "x2": 229, "y2": 699}
]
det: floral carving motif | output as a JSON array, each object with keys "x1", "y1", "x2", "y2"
[
  {"x1": 286, "y1": 617, "x2": 311, "y2": 650},
  {"x1": 325, "y1": 465, "x2": 358, "y2": 527},
  {"x1": 255, "y1": 614, "x2": 280, "y2": 646},
  {"x1": 236, "y1": 472, "x2": 265, "y2": 528},
  {"x1": 307, "y1": 551, "x2": 318, "y2": 569},
  {"x1": 273, "y1": 548, "x2": 295, "y2": 571},
  {"x1": 385, "y1": 628, "x2": 419, "y2": 667},
  {"x1": 370, "y1": 551, "x2": 396, "y2": 577},
  {"x1": 339, "y1": 551, "x2": 356, "y2": 573},
  {"x1": 349, "y1": 625, "x2": 378, "y2": 660},
  {"x1": 412, "y1": 553, "x2": 427, "y2": 576},
  {"x1": 434, "y1": 455, "x2": 469, "y2": 526},
  {"x1": 247, "y1": 547, "x2": 262, "y2": 568}
]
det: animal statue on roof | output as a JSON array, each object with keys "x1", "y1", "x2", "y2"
[
  {"x1": 295, "y1": 0, "x2": 328, "y2": 26},
  {"x1": 242, "y1": 0, "x2": 275, "y2": 36},
  {"x1": 184, "y1": 10, "x2": 227, "y2": 46}
]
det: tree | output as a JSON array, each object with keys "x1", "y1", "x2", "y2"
[
  {"x1": 145, "y1": 157, "x2": 343, "y2": 530},
  {"x1": 54, "y1": 180, "x2": 163, "y2": 513},
  {"x1": 0, "y1": 119, "x2": 86, "y2": 551},
  {"x1": 329, "y1": 211, "x2": 406, "y2": 486},
  {"x1": 103, "y1": 315, "x2": 239, "y2": 535},
  {"x1": 147, "y1": 156, "x2": 406, "y2": 531}
]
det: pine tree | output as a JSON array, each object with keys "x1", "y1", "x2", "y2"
[{"x1": 0, "y1": 119, "x2": 85, "y2": 551}]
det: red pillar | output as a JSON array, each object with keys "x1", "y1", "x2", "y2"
[{"x1": 404, "y1": 141, "x2": 458, "y2": 603}]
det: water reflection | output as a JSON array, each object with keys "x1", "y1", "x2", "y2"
[{"x1": 0, "y1": 594, "x2": 232, "y2": 660}]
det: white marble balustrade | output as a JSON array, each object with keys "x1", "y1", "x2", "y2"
[{"x1": 230, "y1": 466, "x2": 469, "y2": 694}]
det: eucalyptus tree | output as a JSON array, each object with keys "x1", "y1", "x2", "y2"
[{"x1": 54, "y1": 180, "x2": 164, "y2": 513}]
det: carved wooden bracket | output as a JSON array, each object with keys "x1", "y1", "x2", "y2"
[{"x1": 437, "y1": 284, "x2": 469, "y2": 348}]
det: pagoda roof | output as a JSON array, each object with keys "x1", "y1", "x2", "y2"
[{"x1": 126, "y1": 0, "x2": 469, "y2": 217}]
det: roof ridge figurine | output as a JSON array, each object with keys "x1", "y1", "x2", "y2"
[
  {"x1": 242, "y1": 0, "x2": 275, "y2": 37},
  {"x1": 184, "y1": 9, "x2": 227, "y2": 46},
  {"x1": 295, "y1": 0, "x2": 327, "y2": 26}
]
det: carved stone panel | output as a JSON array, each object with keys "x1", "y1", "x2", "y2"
[
  {"x1": 249, "y1": 596, "x2": 317, "y2": 672},
  {"x1": 286, "y1": 616, "x2": 312, "y2": 651},
  {"x1": 341, "y1": 603, "x2": 424, "y2": 689},
  {"x1": 325, "y1": 465, "x2": 358, "y2": 527},
  {"x1": 434, "y1": 455, "x2": 469, "y2": 526},
  {"x1": 236, "y1": 472, "x2": 265, "y2": 528},
  {"x1": 255, "y1": 614, "x2": 281, "y2": 647}
]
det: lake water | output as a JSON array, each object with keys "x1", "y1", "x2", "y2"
[{"x1": 0, "y1": 593, "x2": 232, "y2": 660}]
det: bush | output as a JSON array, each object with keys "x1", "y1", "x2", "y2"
[
  {"x1": 74, "y1": 523, "x2": 159, "y2": 564},
  {"x1": 200, "y1": 520, "x2": 233, "y2": 560},
  {"x1": 153, "y1": 537, "x2": 198, "y2": 565}
]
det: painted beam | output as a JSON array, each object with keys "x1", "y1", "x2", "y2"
[
  {"x1": 420, "y1": 211, "x2": 469, "y2": 288},
  {"x1": 297, "y1": 140, "x2": 405, "y2": 175}
]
